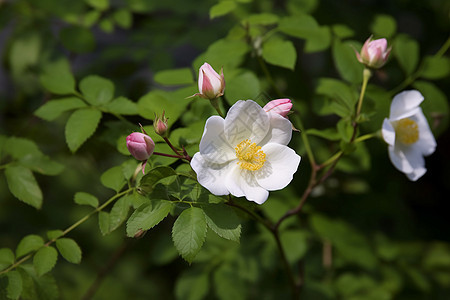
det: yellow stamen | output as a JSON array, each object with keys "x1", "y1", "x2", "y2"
[
  {"x1": 395, "y1": 118, "x2": 419, "y2": 145},
  {"x1": 235, "y1": 139, "x2": 266, "y2": 171}
]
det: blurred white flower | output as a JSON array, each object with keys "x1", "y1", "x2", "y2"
[
  {"x1": 190, "y1": 100, "x2": 301, "y2": 204},
  {"x1": 382, "y1": 90, "x2": 436, "y2": 181}
]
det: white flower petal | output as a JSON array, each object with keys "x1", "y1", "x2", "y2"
[
  {"x1": 190, "y1": 153, "x2": 231, "y2": 196},
  {"x1": 402, "y1": 144, "x2": 426, "y2": 174},
  {"x1": 255, "y1": 143, "x2": 301, "y2": 191},
  {"x1": 224, "y1": 100, "x2": 270, "y2": 146},
  {"x1": 406, "y1": 167, "x2": 427, "y2": 181},
  {"x1": 259, "y1": 112, "x2": 293, "y2": 146},
  {"x1": 390, "y1": 90, "x2": 424, "y2": 120},
  {"x1": 382, "y1": 118, "x2": 396, "y2": 146},
  {"x1": 224, "y1": 163, "x2": 246, "y2": 198},
  {"x1": 414, "y1": 109, "x2": 437, "y2": 156},
  {"x1": 225, "y1": 164, "x2": 269, "y2": 204},
  {"x1": 388, "y1": 145, "x2": 413, "y2": 174},
  {"x1": 199, "y1": 116, "x2": 235, "y2": 164}
]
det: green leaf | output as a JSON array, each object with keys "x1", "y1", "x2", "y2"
[
  {"x1": 172, "y1": 207, "x2": 207, "y2": 263},
  {"x1": 278, "y1": 15, "x2": 319, "y2": 39},
  {"x1": 59, "y1": 26, "x2": 95, "y2": 54},
  {"x1": 280, "y1": 230, "x2": 309, "y2": 263},
  {"x1": 5, "y1": 270, "x2": 23, "y2": 300},
  {"x1": 33, "y1": 246, "x2": 58, "y2": 276},
  {"x1": 315, "y1": 78, "x2": 357, "y2": 116},
  {"x1": 102, "y1": 97, "x2": 138, "y2": 115},
  {"x1": 4, "y1": 137, "x2": 42, "y2": 160},
  {"x1": 244, "y1": 13, "x2": 279, "y2": 25},
  {"x1": 126, "y1": 201, "x2": 173, "y2": 237},
  {"x1": 262, "y1": 38, "x2": 297, "y2": 70},
  {"x1": 419, "y1": 56, "x2": 450, "y2": 80},
  {"x1": 98, "y1": 211, "x2": 110, "y2": 236},
  {"x1": 278, "y1": 16, "x2": 331, "y2": 52},
  {"x1": 0, "y1": 248, "x2": 15, "y2": 271},
  {"x1": 137, "y1": 90, "x2": 190, "y2": 125},
  {"x1": 225, "y1": 71, "x2": 260, "y2": 105},
  {"x1": 108, "y1": 195, "x2": 131, "y2": 233},
  {"x1": 138, "y1": 166, "x2": 177, "y2": 194},
  {"x1": 213, "y1": 264, "x2": 246, "y2": 300},
  {"x1": 34, "y1": 97, "x2": 87, "y2": 121},
  {"x1": 332, "y1": 39, "x2": 363, "y2": 83},
  {"x1": 46, "y1": 230, "x2": 63, "y2": 240},
  {"x1": 370, "y1": 14, "x2": 397, "y2": 38},
  {"x1": 394, "y1": 34, "x2": 419, "y2": 76},
  {"x1": 56, "y1": 238, "x2": 82, "y2": 264},
  {"x1": 39, "y1": 58, "x2": 76, "y2": 95},
  {"x1": 121, "y1": 159, "x2": 139, "y2": 181},
  {"x1": 65, "y1": 108, "x2": 102, "y2": 152},
  {"x1": 310, "y1": 215, "x2": 377, "y2": 270},
  {"x1": 304, "y1": 26, "x2": 331, "y2": 53},
  {"x1": 83, "y1": 10, "x2": 101, "y2": 27},
  {"x1": 210, "y1": 0, "x2": 236, "y2": 19},
  {"x1": 100, "y1": 166, "x2": 126, "y2": 192},
  {"x1": 203, "y1": 204, "x2": 241, "y2": 242},
  {"x1": 99, "y1": 18, "x2": 114, "y2": 33},
  {"x1": 16, "y1": 235, "x2": 44, "y2": 258},
  {"x1": 154, "y1": 68, "x2": 194, "y2": 86},
  {"x1": 18, "y1": 265, "x2": 59, "y2": 300},
  {"x1": 175, "y1": 269, "x2": 209, "y2": 300},
  {"x1": 305, "y1": 128, "x2": 340, "y2": 141},
  {"x1": 74, "y1": 192, "x2": 99, "y2": 208},
  {"x1": 113, "y1": 9, "x2": 132, "y2": 28},
  {"x1": 19, "y1": 154, "x2": 64, "y2": 176},
  {"x1": 193, "y1": 39, "x2": 250, "y2": 70},
  {"x1": 79, "y1": 75, "x2": 115, "y2": 106},
  {"x1": 5, "y1": 166, "x2": 43, "y2": 209},
  {"x1": 85, "y1": 0, "x2": 109, "y2": 10},
  {"x1": 332, "y1": 24, "x2": 354, "y2": 39}
]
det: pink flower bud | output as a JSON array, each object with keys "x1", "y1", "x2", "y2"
[
  {"x1": 126, "y1": 132, "x2": 155, "y2": 161},
  {"x1": 154, "y1": 111, "x2": 168, "y2": 137},
  {"x1": 263, "y1": 98, "x2": 292, "y2": 118},
  {"x1": 192, "y1": 63, "x2": 225, "y2": 100},
  {"x1": 356, "y1": 36, "x2": 391, "y2": 69}
]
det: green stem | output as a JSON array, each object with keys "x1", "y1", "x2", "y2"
[
  {"x1": 435, "y1": 37, "x2": 450, "y2": 59},
  {"x1": 153, "y1": 151, "x2": 191, "y2": 162},
  {"x1": 257, "y1": 55, "x2": 283, "y2": 97},
  {"x1": 292, "y1": 114, "x2": 316, "y2": 168},
  {"x1": 163, "y1": 137, "x2": 183, "y2": 155},
  {"x1": 0, "y1": 188, "x2": 133, "y2": 275},
  {"x1": 210, "y1": 98, "x2": 225, "y2": 118},
  {"x1": 355, "y1": 68, "x2": 371, "y2": 119},
  {"x1": 0, "y1": 162, "x2": 13, "y2": 170}
]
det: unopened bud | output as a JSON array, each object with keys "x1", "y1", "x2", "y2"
[
  {"x1": 154, "y1": 111, "x2": 168, "y2": 137},
  {"x1": 355, "y1": 36, "x2": 391, "y2": 69},
  {"x1": 191, "y1": 62, "x2": 225, "y2": 100},
  {"x1": 263, "y1": 98, "x2": 292, "y2": 118},
  {"x1": 126, "y1": 132, "x2": 155, "y2": 161}
]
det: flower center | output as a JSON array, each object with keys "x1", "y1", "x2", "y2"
[
  {"x1": 235, "y1": 139, "x2": 266, "y2": 171},
  {"x1": 395, "y1": 118, "x2": 419, "y2": 145}
]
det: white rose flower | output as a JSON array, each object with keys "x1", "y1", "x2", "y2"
[
  {"x1": 190, "y1": 100, "x2": 301, "y2": 204},
  {"x1": 382, "y1": 90, "x2": 436, "y2": 181}
]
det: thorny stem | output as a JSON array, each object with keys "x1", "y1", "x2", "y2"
[
  {"x1": 153, "y1": 151, "x2": 191, "y2": 162},
  {"x1": 163, "y1": 137, "x2": 183, "y2": 156},
  {"x1": 0, "y1": 188, "x2": 133, "y2": 275}
]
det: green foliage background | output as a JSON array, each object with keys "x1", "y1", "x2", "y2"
[{"x1": 0, "y1": 0, "x2": 449, "y2": 299}]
